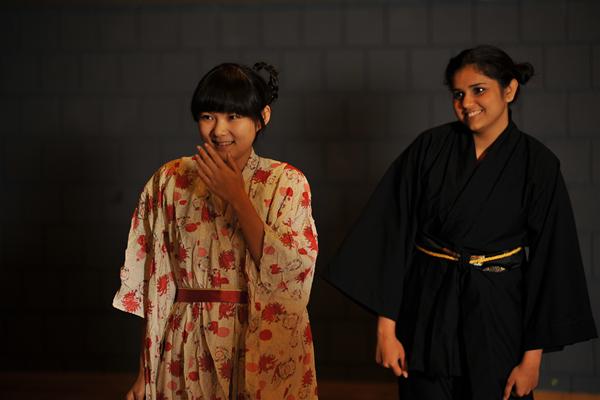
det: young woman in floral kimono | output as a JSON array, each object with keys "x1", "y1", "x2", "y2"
[{"x1": 114, "y1": 63, "x2": 319, "y2": 400}]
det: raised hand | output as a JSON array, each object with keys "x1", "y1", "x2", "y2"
[
  {"x1": 194, "y1": 142, "x2": 265, "y2": 265},
  {"x1": 193, "y1": 142, "x2": 246, "y2": 205}
]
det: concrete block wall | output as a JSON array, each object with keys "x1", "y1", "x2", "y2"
[{"x1": 1, "y1": 0, "x2": 600, "y2": 393}]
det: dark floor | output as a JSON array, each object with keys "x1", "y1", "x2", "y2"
[{"x1": 0, "y1": 373, "x2": 599, "y2": 400}]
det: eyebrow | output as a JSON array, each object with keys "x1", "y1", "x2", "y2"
[{"x1": 452, "y1": 82, "x2": 488, "y2": 91}]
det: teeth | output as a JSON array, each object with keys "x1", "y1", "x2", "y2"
[
  {"x1": 467, "y1": 110, "x2": 482, "y2": 117},
  {"x1": 212, "y1": 140, "x2": 234, "y2": 146}
]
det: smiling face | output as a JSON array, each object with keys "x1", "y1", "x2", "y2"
[
  {"x1": 451, "y1": 64, "x2": 518, "y2": 137},
  {"x1": 198, "y1": 106, "x2": 271, "y2": 166}
]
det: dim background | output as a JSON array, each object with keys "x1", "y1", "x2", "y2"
[{"x1": 1, "y1": 0, "x2": 600, "y2": 395}]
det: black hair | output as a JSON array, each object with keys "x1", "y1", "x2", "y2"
[
  {"x1": 444, "y1": 45, "x2": 534, "y2": 103},
  {"x1": 190, "y1": 62, "x2": 279, "y2": 134}
]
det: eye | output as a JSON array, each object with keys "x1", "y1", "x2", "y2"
[
  {"x1": 452, "y1": 91, "x2": 464, "y2": 101},
  {"x1": 229, "y1": 113, "x2": 241, "y2": 120},
  {"x1": 473, "y1": 86, "x2": 486, "y2": 95},
  {"x1": 199, "y1": 113, "x2": 213, "y2": 121}
]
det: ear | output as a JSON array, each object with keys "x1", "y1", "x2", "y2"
[
  {"x1": 505, "y1": 79, "x2": 519, "y2": 103},
  {"x1": 261, "y1": 105, "x2": 271, "y2": 127}
]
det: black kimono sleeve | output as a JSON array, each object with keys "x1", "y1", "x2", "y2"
[
  {"x1": 523, "y1": 156, "x2": 597, "y2": 351},
  {"x1": 322, "y1": 134, "x2": 425, "y2": 320}
]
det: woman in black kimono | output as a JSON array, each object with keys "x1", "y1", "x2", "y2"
[{"x1": 324, "y1": 45, "x2": 597, "y2": 399}]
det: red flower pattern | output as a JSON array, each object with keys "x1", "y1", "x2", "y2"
[
  {"x1": 270, "y1": 264, "x2": 282, "y2": 274},
  {"x1": 258, "y1": 354, "x2": 277, "y2": 373},
  {"x1": 157, "y1": 274, "x2": 169, "y2": 296},
  {"x1": 252, "y1": 169, "x2": 271, "y2": 184},
  {"x1": 185, "y1": 223, "x2": 197, "y2": 232},
  {"x1": 304, "y1": 325, "x2": 313, "y2": 345},
  {"x1": 169, "y1": 314, "x2": 182, "y2": 331},
  {"x1": 301, "y1": 191, "x2": 310, "y2": 208},
  {"x1": 207, "y1": 321, "x2": 219, "y2": 334},
  {"x1": 303, "y1": 226, "x2": 318, "y2": 252},
  {"x1": 218, "y1": 250, "x2": 235, "y2": 270},
  {"x1": 175, "y1": 173, "x2": 191, "y2": 189},
  {"x1": 302, "y1": 369, "x2": 314, "y2": 387},
  {"x1": 261, "y1": 303, "x2": 286, "y2": 323},
  {"x1": 168, "y1": 360, "x2": 183, "y2": 377},
  {"x1": 166, "y1": 204, "x2": 175, "y2": 222},
  {"x1": 218, "y1": 303, "x2": 235, "y2": 320},
  {"x1": 177, "y1": 245, "x2": 188, "y2": 261},
  {"x1": 122, "y1": 291, "x2": 140, "y2": 313},
  {"x1": 219, "y1": 359, "x2": 232, "y2": 380},
  {"x1": 280, "y1": 231, "x2": 297, "y2": 249},
  {"x1": 295, "y1": 267, "x2": 312, "y2": 284},
  {"x1": 209, "y1": 271, "x2": 229, "y2": 287},
  {"x1": 199, "y1": 351, "x2": 214, "y2": 372}
]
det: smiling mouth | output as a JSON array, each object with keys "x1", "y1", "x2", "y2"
[
  {"x1": 465, "y1": 109, "x2": 483, "y2": 118},
  {"x1": 211, "y1": 139, "x2": 234, "y2": 147}
]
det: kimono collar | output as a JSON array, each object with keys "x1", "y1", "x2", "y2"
[
  {"x1": 241, "y1": 148, "x2": 260, "y2": 184},
  {"x1": 457, "y1": 118, "x2": 517, "y2": 155},
  {"x1": 486, "y1": 119, "x2": 515, "y2": 149}
]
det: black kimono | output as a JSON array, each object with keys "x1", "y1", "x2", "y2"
[{"x1": 324, "y1": 121, "x2": 597, "y2": 399}]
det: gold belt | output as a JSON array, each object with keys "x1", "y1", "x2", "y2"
[{"x1": 415, "y1": 244, "x2": 523, "y2": 271}]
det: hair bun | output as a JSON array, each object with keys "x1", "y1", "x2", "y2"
[
  {"x1": 253, "y1": 62, "x2": 279, "y2": 104},
  {"x1": 514, "y1": 62, "x2": 534, "y2": 85}
]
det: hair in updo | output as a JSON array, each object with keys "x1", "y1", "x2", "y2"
[
  {"x1": 444, "y1": 45, "x2": 534, "y2": 103},
  {"x1": 190, "y1": 62, "x2": 279, "y2": 134}
]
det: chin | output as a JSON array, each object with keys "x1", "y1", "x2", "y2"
[
  {"x1": 466, "y1": 120, "x2": 486, "y2": 133},
  {"x1": 458, "y1": 117, "x2": 478, "y2": 131}
]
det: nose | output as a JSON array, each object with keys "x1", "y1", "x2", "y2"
[
  {"x1": 212, "y1": 117, "x2": 229, "y2": 136},
  {"x1": 461, "y1": 92, "x2": 475, "y2": 109}
]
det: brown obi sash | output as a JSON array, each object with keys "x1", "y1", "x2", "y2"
[{"x1": 176, "y1": 288, "x2": 248, "y2": 303}]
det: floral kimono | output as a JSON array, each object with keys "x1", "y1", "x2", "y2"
[{"x1": 113, "y1": 149, "x2": 318, "y2": 400}]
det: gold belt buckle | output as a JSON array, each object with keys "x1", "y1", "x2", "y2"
[{"x1": 469, "y1": 255, "x2": 485, "y2": 267}]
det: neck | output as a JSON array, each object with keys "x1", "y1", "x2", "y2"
[{"x1": 236, "y1": 149, "x2": 253, "y2": 171}]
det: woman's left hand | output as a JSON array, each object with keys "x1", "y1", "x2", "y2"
[
  {"x1": 503, "y1": 351, "x2": 541, "y2": 399},
  {"x1": 193, "y1": 143, "x2": 246, "y2": 205}
]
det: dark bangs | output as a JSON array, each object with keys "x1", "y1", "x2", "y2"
[{"x1": 190, "y1": 63, "x2": 267, "y2": 123}]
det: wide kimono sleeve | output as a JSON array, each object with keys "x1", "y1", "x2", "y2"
[
  {"x1": 322, "y1": 134, "x2": 425, "y2": 321},
  {"x1": 243, "y1": 166, "x2": 318, "y2": 399},
  {"x1": 245, "y1": 166, "x2": 318, "y2": 309},
  {"x1": 523, "y1": 157, "x2": 597, "y2": 351},
  {"x1": 112, "y1": 170, "x2": 176, "y2": 399}
]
